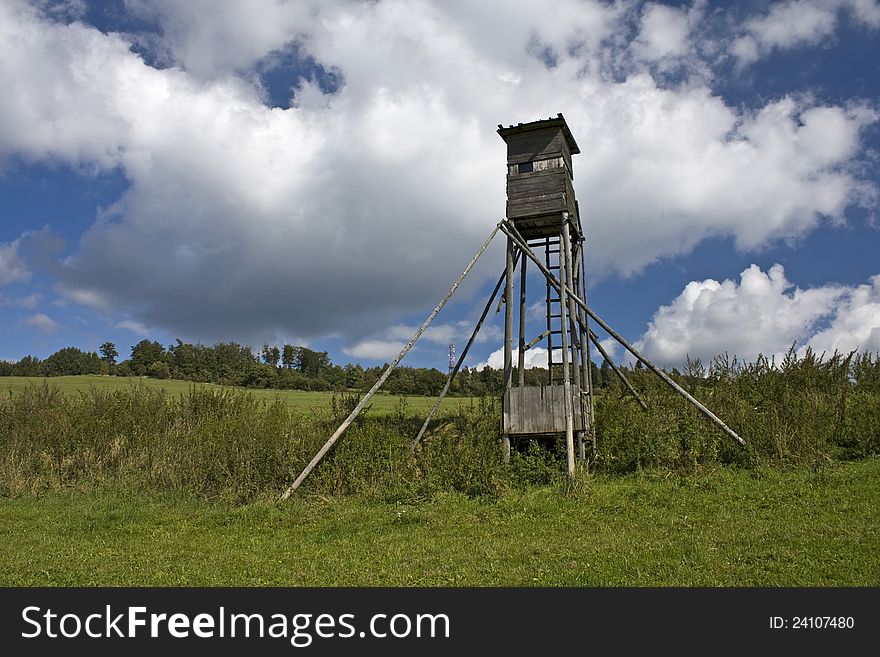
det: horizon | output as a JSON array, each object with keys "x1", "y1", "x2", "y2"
[{"x1": 4, "y1": 333, "x2": 867, "y2": 375}]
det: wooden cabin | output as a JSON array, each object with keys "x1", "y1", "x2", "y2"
[{"x1": 497, "y1": 114, "x2": 581, "y2": 240}]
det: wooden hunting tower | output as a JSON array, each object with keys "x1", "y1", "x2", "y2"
[
  {"x1": 281, "y1": 113, "x2": 747, "y2": 498},
  {"x1": 497, "y1": 114, "x2": 594, "y2": 470}
]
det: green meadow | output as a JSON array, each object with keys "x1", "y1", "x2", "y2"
[
  {"x1": 2, "y1": 349, "x2": 878, "y2": 586},
  {"x1": 1, "y1": 458, "x2": 877, "y2": 586},
  {"x1": 0, "y1": 375, "x2": 473, "y2": 414}
]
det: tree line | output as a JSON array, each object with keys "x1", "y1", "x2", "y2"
[
  {"x1": 3, "y1": 338, "x2": 879, "y2": 402},
  {"x1": 0, "y1": 339, "x2": 455, "y2": 396},
  {"x1": 0, "y1": 336, "x2": 662, "y2": 397}
]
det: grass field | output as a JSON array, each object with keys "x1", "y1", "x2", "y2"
[
  {"x1": 0, "y1": 375, "x2": 474, "y2": 414},
  {"x1": 1, "y1": 458, "x2": 877, "y2": 586},
  {"x1": 2, "y1": 364, "x2": 878, "y2": 586}
]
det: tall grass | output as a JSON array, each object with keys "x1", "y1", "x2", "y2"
[
  {"x1": 2, "y1": 350, "x2": 878, "y2": 501},
  {"x1": 0, "y1": 383, "x2": 514, "y2": 501},
  {"x1": 596, "y1": 349, "x2": 880, "y2": 473}
]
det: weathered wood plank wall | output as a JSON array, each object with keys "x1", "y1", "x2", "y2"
[{"x1": 502, "y1": 385, "x2": 586, "y2": 434}]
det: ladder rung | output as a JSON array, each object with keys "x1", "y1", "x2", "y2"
[{"x1": 549, "y1": 314, "x2": 562, "y2": 319}]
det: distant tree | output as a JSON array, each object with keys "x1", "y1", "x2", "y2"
[
  {"x1": 43, "y1": 347, "x2": 101, "y2": 376},
  {"x1": 213, "y1": 342, "x2": 258, "y2": 385},
  {"x1": 387, "y1": 367, "x2": 415, "y2": 395},
  {"x1": 599, "y1": 360, "x2": 611, "y2": 388},
  {"x1": 478, "y1": 366, "x2": 502, "y2": 394},
  {"x1": 281, "y1": 344, "x2": 296, "y2": 369},
  {"x1": 149, "y1": 361, "x2": 171, "y2": 379},
  {"x1": 130, "y1": 340, "x2": 167, "y2": 375},
  {"x1": 362, "y1": 365, "x2": 382, "y2": 390},
  {"x1": 419, "y1": 368, "x2": 446, "y2": 395},
  {"x1": 99, "y1": 341, "x2": 118, "y2": 366},
  {"x1": 261, "y1": 344, "x2": 273, "y2": 365},
  {"x1": 344, "y1": 363, "x2": 364, "y2": 389},
  {"x1": 296, "y1": 347, "x2": 330, "y2": 377},
  {"x1": 168, "y1": 339, "x2": 209, "y2": 380},
  {"x1": 12, "y1": 355, "x2": 43, "y2": 376},
  {"x1": 258, "y1": 343, "x2": 281, "y2": 368}
]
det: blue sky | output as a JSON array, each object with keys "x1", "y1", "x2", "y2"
[{"x1": 1, "y1": 0, "x2": 878, "y2": 370}]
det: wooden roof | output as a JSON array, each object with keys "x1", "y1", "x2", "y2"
[{"x1": 496, "y1": 113, "x2": 580, "y2": 155}]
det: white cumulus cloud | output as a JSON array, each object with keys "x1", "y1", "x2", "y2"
[
  {"x1": 344, "y1": 319, "x2": 502, "y2": 363},
  {"x1": 0, "y1": 237, "x2": 29, "y2": 285},
  {"x1": 342, "y1": 338, "x2": 407, "y2": 362},
  {"x1": 732, "y1": 0, "x2": 880, "y2": 65},
  {"x1": 632, "y1": 2, "x2": 696, "y2": 63},
  {"x1": 115, "y1": 318, "x2": 152, "y2": 337},
  {"x1": 636, "y1": 264, "x2": 880, "y2": 366},
  {"x1": 807, "y1": 275, "x2": 880, "y2": 355},
  {"x1": 474, "y1": 346, "x2": 562, "y2": 371},
  {"x1": 0, "y1": 0, "x2": 876, "y2": 352},
  {"x1": 25, "y1": 312, "x2": 58, "y2": 332}
]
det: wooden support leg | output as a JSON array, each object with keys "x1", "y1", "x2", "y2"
[
  {"x1": 545, "y1": 237, "x2": 554, "y2": 385},
  {"x1": 563, "y1": 216, "x2": 583, "y2": 464},
  {"x1": 518, "y1": 251, "x2": 527, "y2": 387},
  {"x1": 502, "y1": 235, "x2": 515, "y2": 463},
  {"x1": 560, "y1": 216, "x2": 575, "y2": 478}
]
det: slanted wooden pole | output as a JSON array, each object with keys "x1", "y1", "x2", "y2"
[
  {"x1": 578, "y1": 242, "x2": 597, "y2": 458},
  {"x1": 586, "y1": 327, "x2": 648, "y2": 411},
  {"x1": 499, "y1": 220, "x2": 747, "y2": 448},
  {"x1": 582, "y1": 306, "x2": 747, "y2": 446},
  {"x1": 524, "y1": 329, "x2": 550, "y2": 351},
  {"x1": 503, "y1": 238, "x2": 514, "y2": 387},
  {"x1": 559, "y1": 215, "x2": 576, "y2": 477},
  {"x1": 412, "y1": 260, "x2": 513, "y2": 449},
  {"x1": 518, "y1": 252, "x2": 527, "y2": 387},
  {"x1": 280, "y1": 222, "x2": 502, "y2": 499}
]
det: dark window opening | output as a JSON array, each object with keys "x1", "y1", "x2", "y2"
[{"x1": 518, "y1": 161, "x2": 534, "y2": 174}]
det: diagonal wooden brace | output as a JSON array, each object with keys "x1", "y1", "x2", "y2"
[{"x1": 500, "y1": 220, "x2": 746, "y2": 448}]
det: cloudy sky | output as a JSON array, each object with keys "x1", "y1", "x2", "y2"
[{"x1": 1, "y1": 0, "x2": 878, "y2": 370}]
